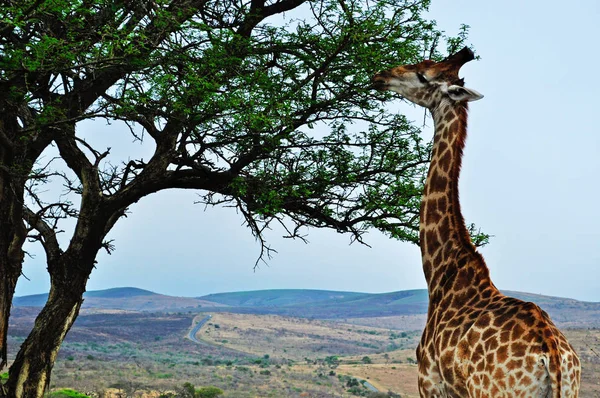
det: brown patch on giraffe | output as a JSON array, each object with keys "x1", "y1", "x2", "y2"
[
  {"x1": 484, "y1": 336, "x2": 499, "y2": 352},
  {"x1": 476, "y1": 359, "x2": 485, "y2": 372},
  {"x1": 481, "y1": 374, "x2": 490, "y2": 390},
  {"x1": 481, "y1": 287, "x2": 493, "y2": 299},
  {"x1": 440, "y1": 351, "x2": 453, "y2": 369},
  {"x1": 425, "y1": 229, "x2": 441, "y2": 256},
  {"x1": 444, "y1": 110, "x2": 456, "y2": 123},
  {"x1": 443, "y1": 126, "x2": 452, "y2": 139},
  {"x1": 438, "y1": 149, "x2": 452, "y2": 173},
  {"x1": 508, "y1": 374, "x2": 516, "y2": 389},
  {"x1": 467, "y1": 329, "x2": 481, "y2": 347},
  {"x1": 497, "y1": 345, "x2": 509, "y2": 363},
  {"x1": 512, "y1": 342, "x2": 528, "y2": 358},
  {"x1": 475, "y1": 312, "x2": 491, "y2": 328},
  {"x1": 438, "y1": 216, "x2": 451, "y2": 243},
  {"x1": 446, "y1": 119, "x2": 459, "y2": 136},
  {"x1": 519, "y1": 375, "x2": 532, "y2": 386},
  {"x1": 437, "y1": 140, "x2": 448, "y2": 153},
  {"x1": 482, "y1": 327, "x2": 496, "y2": 341},
  {"x1": 490, "y1": 384, "x2": 500, "y2": 396},
  {"x1": 512, "y1": 323, "x2": 525, "y2": 340},
  {"x1": 422, "y1": 259, "x2": 432, "y2": 281},
  {"x1": 425, "y1": 199, "x2": 441, "y2": 224},
  {"x1": 450, "y1": 327, "x2": 461, "y2": 347},
  {"x1": 452, "y1": 291, "x2": 469, "y2": 308},
  {"x1": 427, "y1": 169, "x2": 448, "y2": 193},
  {"x1": 437, "y1": 196, "x2": 448, "y2": 213},
  {"x1": 454, "y1": 268, "x2": 470, "y2": 291},
  {"x1": 508, "y1": 359, "x2": 524, "y2": 371}
]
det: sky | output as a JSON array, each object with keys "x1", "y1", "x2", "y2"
[{"x1": 15, "y1": 0, "x2": 600, "y2": 302}]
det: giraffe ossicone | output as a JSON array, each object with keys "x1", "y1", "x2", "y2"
[{"x1": 373, "y1": 47, "x2": 580, "y2": 397}]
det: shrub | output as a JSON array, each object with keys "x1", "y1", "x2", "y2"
[
  {"x1": 49, "y1": 389, "x2": 90, "y2": 398},
  {"x1": 346, "y1": 378, "x2": 360, "y2": 387},
  {"x1": 195, "y1": 386, "x2": 224, "y2": 398}
]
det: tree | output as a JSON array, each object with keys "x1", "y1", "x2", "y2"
[
  {"x1": 0, "y1": 1, "x2": 480, "y2": 396},
  {"x1": 175, "y1": 383, "x2": 223, "y2": 398}
]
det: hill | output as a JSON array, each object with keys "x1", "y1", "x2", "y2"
[
  {"x1": 199, "y1": 289, "x2": 368, "y2": 307},
  {"x1": 14, "y1": 287, "x2": 226, "y2": 312},
  {"x1": 202, "y1": 289, "x2": 600, "y2": 327},
  {"x1": 14, "y1": 287, "x2": 600, "y2": 327}
]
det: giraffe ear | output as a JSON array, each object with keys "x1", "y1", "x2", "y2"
[{"x1": 447, "y1": 85, "x2": 484, "y2": 102}]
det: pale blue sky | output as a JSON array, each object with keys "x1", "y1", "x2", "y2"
[{"x1": 16, "y1": 1, "x2": 600, "y2": 301}]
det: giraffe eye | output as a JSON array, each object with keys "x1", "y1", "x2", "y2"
[{"x1": 416, "y1": 72, "x2": 428, "y2": 84}]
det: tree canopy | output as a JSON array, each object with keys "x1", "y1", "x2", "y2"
[{"x1": 0, "y1": 1, "x2": 484, "y2": 396}]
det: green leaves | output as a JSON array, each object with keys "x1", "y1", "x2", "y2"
[{"x1": 1, "y1": 0, "x2": 482, "y2": 248}]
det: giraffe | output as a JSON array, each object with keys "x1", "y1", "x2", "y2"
[{"x1": 372, "y1": 47, "x2": 581, "y2": 397}]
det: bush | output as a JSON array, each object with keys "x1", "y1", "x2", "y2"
[
  {"x1": 49, "y1": 389, "x2": 90, "y2": 398},
  {"x1": 346, "y1": 378, "x2": 360, "y2": 387},
  {"x1": 195, "y1": 386, "x2": 224, "y2": 398}
]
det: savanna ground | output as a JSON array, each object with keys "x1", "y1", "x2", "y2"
[{"x1": 5, "y1": 310, "x2": 600, "y2": 397}]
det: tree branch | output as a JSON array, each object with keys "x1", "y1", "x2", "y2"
[{"x1": 22, "y1": 207, "x2": 62, "y2": 263}]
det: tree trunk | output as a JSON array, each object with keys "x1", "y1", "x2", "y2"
[
  {"x1": 3, "y1": 196, "x2": 114, "y2": 398},
  {"x1": 0, "y1": 160, "x2": 28, "y2": 372},
  {"x1": 4, "y1": 272, "x2": 87, "y2": 398}
]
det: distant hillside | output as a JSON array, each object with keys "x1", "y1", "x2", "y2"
[
  {"x1": 84, "y1": 287, "x2": 157, "y2": 298},
  {"x1": 199, "y1": 289, "x2": 429, "y2": 318},
  {"x1": 14, "y1": 287, "x2": 600, "y2": 327},
  {"x1": 199, "y1": 289, "x2": 368, "y2": 307},
  {"x1": 14, "y1": 287, "x2": 226, "y2": 312},
  {"x1": 200, "y1": 289, "x2": 600, "y2": 327}
]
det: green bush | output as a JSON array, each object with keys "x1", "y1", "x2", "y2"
[
  {"x1": 49, "y1": 389, "x2": 90, "y2": 398},
  {"x1": 195, "y1": 386, "x2": 224, "y2": 398}
]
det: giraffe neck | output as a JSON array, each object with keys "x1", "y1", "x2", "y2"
[{"x1": 420, "y1": 100, "x2": 484, "y2": 292}]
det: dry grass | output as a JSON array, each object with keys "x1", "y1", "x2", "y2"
[
  {"x1": 337, "y1": 363, "x2": 419, "y2": 397},
  {"x1": 338, "y1": 315, "x2": 427, "y2": 332},
  {"x1": 8, "y1": 309, "x2": 595, "y2": 397},
  {"x1": 564, "y1": 329, "x2": 600, "y2": 397},
  {"x1": 195, "y1": 313, "x2": 412, "y2": 361}
]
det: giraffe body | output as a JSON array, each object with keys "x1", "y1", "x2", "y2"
[{"x1": 373, "y1": 48, "x2": 580, "y2": 397}]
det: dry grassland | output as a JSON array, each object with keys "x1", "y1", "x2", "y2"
[
  {"x1": 564, "y1": 329, "x2": 600, "y2": 397},
  {"x1": 337, "y1": 363, "x2": 419, "y2": 397},
  {"x1": 196, "y1": 313, "x2": 415, "y2": 361},
  {"x1": 23, "y1": 309, "x2": 598, "y2": 398},
  {"x1": 193, "y1": 314, "x2": 600, "y2": 397},
  {"x1": 338, "y1": 315, "x2": 427, "y2": 332}
]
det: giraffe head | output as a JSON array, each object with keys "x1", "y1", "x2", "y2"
[{"x1": 372, "y1": 47, "x2": 483, "y2": 109}]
